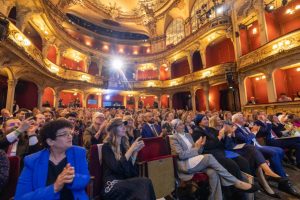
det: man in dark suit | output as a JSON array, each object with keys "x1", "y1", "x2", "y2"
[
  {"x1": 253, "y1": 111, "x2": 300, "y2": 198},
  {"x1": 141, "y1": 112, "x2": 162, "y2": 138}
]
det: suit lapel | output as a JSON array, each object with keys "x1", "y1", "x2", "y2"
[{"x1": 174, "y1": 133, "x2": 189, "y2": 150}]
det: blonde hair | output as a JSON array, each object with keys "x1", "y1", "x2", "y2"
[
  {"x1": 104, "y1": 118, "x2": 129, "y2": 160},
  {"x1": 209, "y1": 115, "x2": 219, "y2": 129}
]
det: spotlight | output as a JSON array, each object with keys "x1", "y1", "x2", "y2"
[
  {"x1": 216, "y1": 6, "x2": 224, "y2": 15},
  {"x1": 105, "y1": 95, "x2": 110, "y2": 100},
  {"x1": 112, "y1": 58, "x2": 123, "y2": 70}
]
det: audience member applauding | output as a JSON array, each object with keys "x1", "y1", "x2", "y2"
[
  {"x1": 15, "y1": 119, "x2": 90, "y2": 200},
  {"x1": 83, "y1": 112, "x2": 107, "y2": 153},
  {"x1": 102, "y1": 118, "x2": 156, "y2": 200},
  {"x1": 141, "y1": 112, "x2": 162, "y2": 138},
  {"x1": 170, "y1": 119, "x2": 258, "y2": 200}
]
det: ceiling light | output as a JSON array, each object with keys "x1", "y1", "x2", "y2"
[
  {"x1": 146, "y1": 48, "x2": 150, "y2": 53},
  {"x1": 216, "y1": 6, "x2": 224, "y2": 14},
  {"x1": 103, "y1": 45, "x2": 109, "y2": 50},
  {"x1": 262, "y1": 75, "x2": 266, "y2": 79},
  {"x1": 272, "y1": 44, "x2": 278, "y2": 49},
  {"x1": 112, "y1": 58, "x2": 123, "y2": 70},
  {"x1": 286, "y1": 9, "x2": 294, "y2": 14},
  {"x1": 105, "y1": 95, "x2": 110, "y2": 100},
  {"x1": 133, "y1": 50, "x2": 138, "y2": 55},
  {"x1": 255, "y1": 77, "x2": 260, "y2": 81},
  {"x1": 119, "y1": 48, "x2": 124, "y2": 53}
]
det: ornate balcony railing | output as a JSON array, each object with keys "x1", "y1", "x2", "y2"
[
  {"x1": 238, "y1": 29, "x2": 300, "y2": 70},
  {"x1": 5, "y1": 22, "x2": 102, "y2": 85},
  {"x1": 243, "y1": 101, "x2": 300, "y2": 116}
]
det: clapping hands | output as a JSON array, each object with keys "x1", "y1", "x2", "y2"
[{"x1": 195, "y1": 136, "x2": 206, "y2": 149}]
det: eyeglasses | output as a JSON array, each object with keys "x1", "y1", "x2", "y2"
[{"x1": 56, "y1": 131, "x2": 73, "y2": 138}]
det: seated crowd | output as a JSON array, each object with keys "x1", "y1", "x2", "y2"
[{"x1": 0, "y1": 106, "x2": 300, "y2": 200}]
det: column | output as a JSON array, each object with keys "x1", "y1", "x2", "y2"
[
  {"x1": 238, "y1": 74, "x2": 247, "y2": 106},
  {"x1": 123, "y1": 95, "x2": 127, "y2": 108},
  {"x1": 203, "y1": 82, "x2": 210, "y2": 111},
  {"x1": 82, "y1": 92, "x2": 87, "y2": 108},
  {"x1": 134, "y1": 96, "x2": 139, "y2": 110},
  {"x1": 265, "y1": 74, "x2": 276, "y2": 103},
  {"x1": 54, "y1": 90, "x2": 60, "y2": 109},
  {"x1": 84, "y1": 56, "x2": 91, "y2": 73},
  {"x1": 255, "y1": 0, "x2": 269, "y2": 45},
  {"x1": 186, "y1": 51, "x2": 193, "y2": 73},
  {"x1": 168, "y1": 94, "x2": 173, "y2": 109},
  {"x1": 231, "y1": 7, "x2": 243, "y2": 58},
  {"x1": 56, "y1": 49, "x2": 61, "y2": 66},
  {"x1": 199, "y1": 47, "x2": 207, "y2": 68},
  {"x1": 97, "y1": 58, "x2": 103, "y2": 76},
  {"x1": 97, "y1": 94, "x2": 102, "y2": 108},
  {"x1": 157, "y1": 94, "x2": 162, "y2": 109},
  {"x1": 37, "y1": 87, "x2": 44, "y2": 110},
  {"x1": 6, "y1": 79, "x2": 17, "y2": 112},
  {"x1": 190, "y1": 88, "x2": 196, "y2": 112}
]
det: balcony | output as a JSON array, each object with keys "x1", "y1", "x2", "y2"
[
  {"x1": 238, "y1": 29, "x2": 300, "y2": 70},
  {"x1": 243, "y1": 101, "x2": 300, "y2": 116},
  {"x1": 4, "y1": 22, "x2": 102, "y2": 86}
]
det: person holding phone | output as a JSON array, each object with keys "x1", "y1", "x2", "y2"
[{"x1": 102, "y1": 118, "x2": 156, "y2": 200}]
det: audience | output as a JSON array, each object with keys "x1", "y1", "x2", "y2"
[
  {"x1": 0, "y1": 106, "x2": 299, "y2": 199},
  {"x1": 102, "y1": 118, "x2": 156, "y2": 199}
]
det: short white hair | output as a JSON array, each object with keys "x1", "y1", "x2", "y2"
[
  {"x1": 92, "y1": 112, "x2": 105, "y2": 122},
  {"x1": 232, "y1": 113, "x2": 243, "y2": 123}
]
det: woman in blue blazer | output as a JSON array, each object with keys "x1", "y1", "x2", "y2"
[{"x1": 15, "y1": 119, "x2": 90, "y2": 200}]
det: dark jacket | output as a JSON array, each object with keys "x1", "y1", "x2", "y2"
[{"x1": 0, "y1": 150, "x2": 9, "y2": 191}]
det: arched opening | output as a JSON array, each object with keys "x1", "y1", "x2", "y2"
[
  {"x1": 102, "y1": 93, "x2": 123, "y2": 108},
  {"x1": 173, "y1": 91, "x2": 192, "y2": 110},
  {"x1": 273, "y1": 66, "x2": 300, "y2": 101},
  {"x1": 245, "y1": 75, "x2": 268, "y2": 104},
  {"x1": 88, "y1": 62, "x2": 99, "y2": 76},
  {"x1": 205, "y1": 38, "x2": 235, "y2": 67},
  {"x1": 60, "y1": 91, "x2": 82, "y2": 107},
  {"x1": 87, "y1": 94, "x2": 99, "y2": 108},
  {"x1": 8, "y1": 6, "x2": 16, "y2": 24},
  {"x1": 161, "y1": 94, "x2": 169, "y2": 108},
  {"x1": 171, "y1": 57, "x2": 190, "y2": 79},
  {"x1": 42, "y1": 87, "x2": 55, "y2": 107},
  {"x1": 140, "y1": 95, "x2": 157, "y2": 109},
  {"x1": 15, "y1": 80, "x2": 38, "y2": 110},
  {"x1": 47, "y1": 45, "x2": 57, "y2": 64},
  {"x1": 195, "y1": 89, "x2": 206, "y2": 111},
  {"x1": 192, "y1": 50, "x2": 203, "y2": 72},
  {"x1": 23, "y1": 24, "x2": 43, "y2": 51},
  {"x1": 159, "y1": 64, "x2": 170, "y2": 80}
]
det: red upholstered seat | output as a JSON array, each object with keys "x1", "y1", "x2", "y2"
[
  {"x1": 89, "y1": 144, "x2": 103, "y2": 200},
  {"x1": 192, "y1": 172, "x2": 209, "y2": 183},
  {"x1": 138, "y1": 137, "x2": 169, "y2": 162},
  {"x1": 0, "y1": 156, "x2": 20, "y2": 200}
]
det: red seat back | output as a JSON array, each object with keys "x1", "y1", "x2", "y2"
[
  {"x1": 89, "y1": 144, "x2": 103, "y2": 199},
  {"x1": 0, "y1": 156, "x2": 20, "y2": 200},
  {"x1": 138, "y1": 137, "x2": 169, "y2": 162}
]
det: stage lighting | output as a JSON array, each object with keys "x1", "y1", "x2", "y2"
[
  {"x1": 265, "y1": 4, "x2": 275, "y2": 12},
  {"x1": 105, "y1": 95, "x2": 110, "y2": 100},
  {"x1": 112, "y1": 58, "x2": 123, "y2": 70}
]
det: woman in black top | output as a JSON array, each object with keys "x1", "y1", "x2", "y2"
[{"x1": 102, "y1": 118, "x2": 156, "y2": 200}]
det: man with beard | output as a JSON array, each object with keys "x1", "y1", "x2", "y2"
[
  {"x1": 65, "y1": 112, "x2": 82, "y2": 146},
  {"x1": 141, "y1": 112, "x2": 162, "y2": 138}
]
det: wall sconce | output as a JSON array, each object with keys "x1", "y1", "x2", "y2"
[
  {"x1": 296, "y1": 68, "x2": 300, "y2": 72},
  {"x1": 203, "y1": 70, "x2": 211, "y2": 77},
  {"x1": 81, "y1": 74, "x2": 90, "y2": 81},
  {"x1": 272, "y1": 39, "x2": 292, "y2": 51},
  {"x1": 252, "y1": 28, "x2": 257, "y2": 35},
  {"x1": 14, "y1": 33, "x2": 31, "y2": 47},
  {"x1": 49, "y1": 65, "x2": 59, "y2": 73},
  {"x1": 96, "y1": 92, "x2": 102, "y2": 95}
]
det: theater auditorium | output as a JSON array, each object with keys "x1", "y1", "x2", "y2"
[{"x1": 0, "y1": 0, "x2": 300, "y2": 199}]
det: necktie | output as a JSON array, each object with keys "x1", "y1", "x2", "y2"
[{"x1": 150, "y1": 124, "x2": 158, "y2": 136}]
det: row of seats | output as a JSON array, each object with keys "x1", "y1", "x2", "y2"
[{"x1": 89, "y1": 136, "x2": 208, "y2": 200}]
